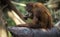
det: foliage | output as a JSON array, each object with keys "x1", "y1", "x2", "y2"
[
  {"x1": 11, "y1": 0, "x2": 60, "y2": 25},
  {"x1": 6, "y1": 0, "x2": 60, "y2": 37}
]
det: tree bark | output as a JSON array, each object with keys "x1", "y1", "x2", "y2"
[{"x1": 0, "y1": 6, "x2": 8, "y2": 37}]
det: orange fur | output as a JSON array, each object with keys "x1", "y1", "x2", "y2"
[{"x1": 17, "y1": 2, "x2": 53, "y2": 29}]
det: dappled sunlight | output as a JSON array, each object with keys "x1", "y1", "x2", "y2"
[
  {"x1": 12, "y1": 1, "x2": 26, "y2": 7},
  {"x1": 0, "y1": 0, "x2": 60, "y2": 37},
  {"x1": 0, "y1": 27, "x2": 7, "y2": 37},
  {"x1": 8, "y1": 10, "x2": 26, "y2": 25}
]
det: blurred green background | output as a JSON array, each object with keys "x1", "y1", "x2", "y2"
[
  {"x1": 6, "y1": 0, "x2": 60, "y2": 26},
  {"x1": 5, "y1": 0, "x2": 60, "y2": 37}
]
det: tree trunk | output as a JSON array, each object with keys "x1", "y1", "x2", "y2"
[{"x1": 0, "y1": 6, "x2": 8, "y2": 37}]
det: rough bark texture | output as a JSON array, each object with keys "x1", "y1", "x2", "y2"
[{"x1": 8, "y1": 26, "x2": 60, "y2": 37}]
